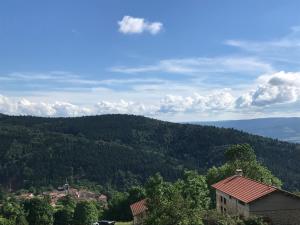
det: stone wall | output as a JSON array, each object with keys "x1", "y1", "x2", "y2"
[{"x1": 253, "y1": 209, "x2": 300, "y2": 225}]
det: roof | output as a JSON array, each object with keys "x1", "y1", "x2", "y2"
[
  {"x1": 212, "y1": 175, "x2": 277, "y2": 203},
  {"x1": 130, "y1": 199, "x2": 147, "y2": 217}
]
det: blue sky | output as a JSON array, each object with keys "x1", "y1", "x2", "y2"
[{"x1": 1, "y1": 0, "x2": 300, "y2": 121}]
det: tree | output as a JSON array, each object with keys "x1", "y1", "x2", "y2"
[
  {"x1": 145, "y1": 171, "x2": 210, "y2": 225},
  {"x1": 57, "y1": 195, "x2": 76, "y2": 210},
  {"x1": 0, "y1": 217, "x2": 12, "y2": 225},
  {"x1": 73, "y1": 201, "x2": 98, "y2": 225},
  {"x1": 0, "y1": 200, "x2": 28, "y2": 225},
  {"x1": 54, "y1": 209, "x2": 73, "y2": 225},
  {"x1": 206, "y1": 144, "x2": 282, "y2": 207},
  {"x1": 24, "y1": 198, "x2": 54, "y2": 225}
]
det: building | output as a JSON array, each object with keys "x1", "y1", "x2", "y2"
[
  {"x1": 212, "y1": 174, "x2": 300, "y2": 225},
  {"x1": 130, "y1": 199, "x2": 147, "y2": 225}
]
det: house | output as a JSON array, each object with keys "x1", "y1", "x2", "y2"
[
  {"x1": 130, "y1": 199, "x2": 147, "y2": 225},
  {"x1": 212, "y1": 173, "x2": 300, "y2": 225}
]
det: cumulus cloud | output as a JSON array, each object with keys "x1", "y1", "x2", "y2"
[
  {"x1": 159, "y1": 90, "x2": 235, "y2": 114},
  {"x1": 118, "y1": 16, "x2": 163, "y2": 35},
  {"x1": 1, "y1": 71, "x2": 300, "y2": 118},
  {"x1": 236, "y1": 71, "x2": 300, "y2": 107},
  {"x1": 95, "y1": 100, "x2": 158, "y2": 115}
]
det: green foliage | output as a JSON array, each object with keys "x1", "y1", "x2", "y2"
[
  {"x1": 207, "y1": 144, "x2": 282, "y2": 206},
  {"x1": 202, "y1": 210, "x2": 239, "y2": 225},
  {"x1": 24, "y1": 198, "x2": 54, "y2": 225},
  {"x1": 56, "y1": 195, "x2": 76, "y2": 210},
  {"x1": 73, "y1": 201, "x2": 98, "y2": 225},
  {"x1": 243, "y1": 217, "x2": 268, "y2": 225},
  {"x1": 54, "y1": 209, "x2": 73, "y2": 225},
  {"x1": 15, "y1": 214, "x2": 29, "y2": 225},
  {"x1": 0, "y1": 217, "x2": 12, "y2": 225},
  {"x1": 207, "y1": 144, "x2": 282, "y2": 187},
  {"x1": 225, "y1": 144, "x2": 256, "y2": 162},
  {"x1": 145, "y1": 171, "x2": 210, "y2": 225},
  {"x1": 104, "y1": 186, "x2": 146, "y2": 221},
  {"x1": 0, "y1": 199, "x2": 28, "y2": 225},
  {"x1": 0, "y1": 114, "x2": 298, "y2": 192}
]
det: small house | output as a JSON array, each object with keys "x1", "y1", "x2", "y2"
[
  {"x1": 130, "y1": 199, "x2": 147, "y2": 225},
  {"x1": 212, "y1": 173, "x2": 300, "y2": 225}
]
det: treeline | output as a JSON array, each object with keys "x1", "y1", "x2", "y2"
[
  {"x1": 0, "y1": 144, "x2": 277, "y2": 225},
  {"x1": 0, "y1": 114, "x2": 299, "y2": 192}
]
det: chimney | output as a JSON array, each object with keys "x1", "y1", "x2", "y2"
[{"x1": 235, "y1": 169, "x2": 243, "y2": 176}]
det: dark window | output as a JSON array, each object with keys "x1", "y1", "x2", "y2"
[
  {"x1": 220, "y1": 206, "x2": 223, "y2": 212},
  {"x1": 223, "y1": 208, "x2": 227, "y2": 213},
  {"x1": 220, "y1": 196, "x2": 223, "y2": 202},
  {"x1": 224, "y1": 198, "x2": 227, "y2": 205},
  {"x1": 229, "y1": 196, "x2": 232, "y2": 199}
]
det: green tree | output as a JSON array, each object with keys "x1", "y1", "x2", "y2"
[
  {"x1": 73, "y1": 201, "x2": 98, "y2": 225},
  {"x1": 0, "y1": 217, "x2": 12, "y2": 225},
  {"x1": 15, "y1": 214, "x2": 29, "y2": 225},
  {"x1": 24, "y1": 198, "x2": 54, "y2": 225},
  {"x1": 54, "y1": 209, "x2": 73, "y2": 225},
  {"x1": 57, "y1": 195, "x2": 76, "y2": 210},
  {"x1": 145, "y1": 171, "x2": 210, "y2": 225},
  {"x1": 206, "y1": 144, "x2": 282, "y2": 207}
]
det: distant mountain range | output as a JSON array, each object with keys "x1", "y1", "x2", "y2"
[{"x1": 194, "y1": 117, "x2": 300, "y2": 143}]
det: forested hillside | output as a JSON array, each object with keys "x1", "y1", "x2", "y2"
[{"x1": 0, "y1": 114, "x2": 300, "y2": 191}]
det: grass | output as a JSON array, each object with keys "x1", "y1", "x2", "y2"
[{"x1": 116, "y1": 222, "x2": 132, "y2": 225}]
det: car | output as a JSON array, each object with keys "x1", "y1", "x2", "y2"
[{"x1": 98, "y1": 220, "x2": 116, "y2": 225}]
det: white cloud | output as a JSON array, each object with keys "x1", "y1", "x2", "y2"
[
  {"x1": 159, "y1": 90, "x2": 235, "y2": 114},
  {"x1": 225, "y1": 27, "x2": 300, "y2": 67},
  {"x1": 110, "y1": 56, "x2": 273, "y2": 75},
  {"x1": 118, "y1": 16, "x2": 163, "y2": 35},
  {"x1": 95, "y1": 100, "x2": 158, "y2": 115},
  {"x1": 1, "y1": 72, "x2": 300, "y2": 119},
  {"x1": 236, "y1": 71, "x2": 300, "y2": 107}
]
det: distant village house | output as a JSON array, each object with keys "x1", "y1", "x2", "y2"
[
  {"x1": 130, "y1": 199, "x2": 147, "y2": 225},
  {"x1": 212, "y1": 171, "x2": 300, "y2": 225}
]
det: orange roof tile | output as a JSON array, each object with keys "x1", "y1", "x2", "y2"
[
  {"x1": 212, "y1": 175, "x2": 277, "y2": 203},
  {"x1": 130, "y1": 199, "x2": 147, "y2": 216}
]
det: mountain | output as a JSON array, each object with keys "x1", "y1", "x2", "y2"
[
  {"x1": 195, "y1": 117, "x2": 300, "y2": 143},
  {"x1": 0, "y1": 114, "x2": 300, "y2": 192}
]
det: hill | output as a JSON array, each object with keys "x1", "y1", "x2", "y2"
[
  {"x1": 0, "y1": 114, "x2": 300, "y2": 191},
  {"x1": 196, "y1": 117, "x2": 300, "y2": 143}
]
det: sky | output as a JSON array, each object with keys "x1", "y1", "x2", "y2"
[{"x1": 1, "y1": 0, "x2": 300, "y2": 121}]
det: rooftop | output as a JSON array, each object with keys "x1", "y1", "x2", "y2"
[
  {"x1": 130, "y1": 199, "x2": 147, "y2": 217},
  {"x1": 212, "y1": 175, "x2": 277, "y2": 203}
]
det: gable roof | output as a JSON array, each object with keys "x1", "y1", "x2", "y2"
[
  {"x1": 130, "y1": 199, "x2": 147, "y2": 217},
  {"x1": 212, "y1": 175, "x2": 277, "y2": 203}
]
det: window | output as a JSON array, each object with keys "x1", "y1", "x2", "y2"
[
  {"x1": 223, "y1": 208, "x2": 227, "y2": 214},
  {"x1": 224, "y1": 198, "x2": 227, "y2": 205},
  {"x1": 220, "y1": 206, "x2": 223, "y2": 212},
  {"x1": 220, "y1": 196, "x2": 223, "y2": 203}
]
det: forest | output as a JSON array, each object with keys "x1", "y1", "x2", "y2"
[{"x1": 0, "y1": 113, "x2": 299, "y2": 192}]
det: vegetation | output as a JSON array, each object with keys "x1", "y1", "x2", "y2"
[
  {"x1": 0, "y1": 144, "x2": 278, "y2": 225},
  {"x1": 0, "y1": 114, "x2": 299, "y2": 192}
]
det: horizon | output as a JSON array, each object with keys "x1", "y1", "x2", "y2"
[{"x1": 1, "y1": 0, "x2": 300, "y2": 121}]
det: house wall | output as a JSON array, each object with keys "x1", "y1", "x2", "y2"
[
  {"x1": 250, "y1": 191, "x2": 300, "y2": 225},
  {"x1": 216, "y1": 190, "x2": 249, "y2": 218}
]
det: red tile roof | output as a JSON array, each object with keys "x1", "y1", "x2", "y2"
[
  {"x1": 212, "y1": 175, "x2": 277, "y2": 203},
  {"x1": 130, "y1": 199, "x2": 147, "y2": 217}
]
